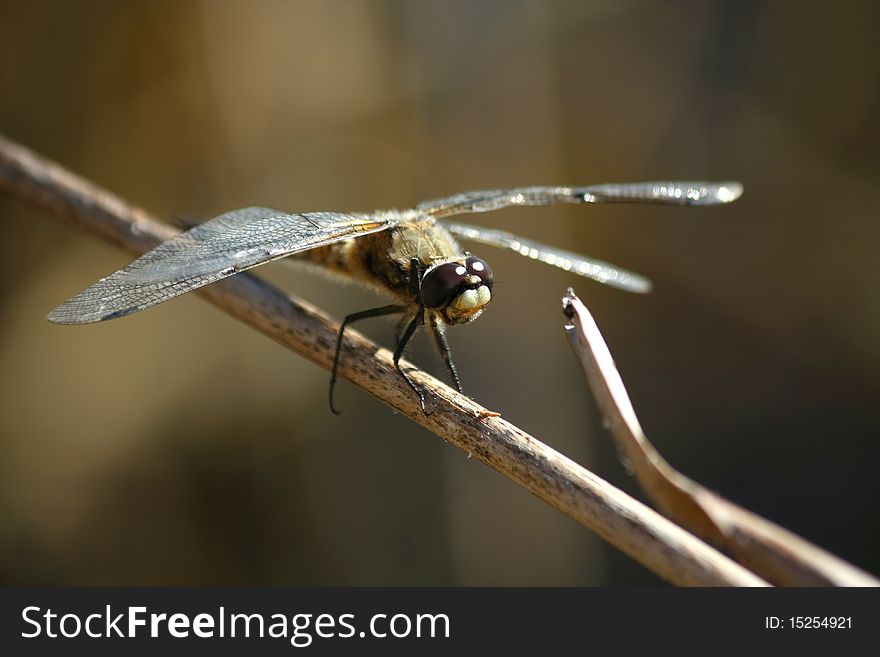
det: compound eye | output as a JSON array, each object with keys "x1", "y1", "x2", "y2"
[
  {"x1": 465, "y1": 256, "x2": 493, "y2": 286},
  {"x1": 421, "y1": 262, "x2": 467, "y2": 309}
]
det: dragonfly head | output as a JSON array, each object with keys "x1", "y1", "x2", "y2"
[{"x1": 420, "y1": 256, "x2": 494, "y2": 325}]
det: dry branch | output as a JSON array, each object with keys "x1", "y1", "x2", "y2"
[
  {"x1": 562, "y1": 290, "x2": 879, "y2": 587},
  {"x1": 0, "y1": 133, "x2": 768, "y2": 587}
]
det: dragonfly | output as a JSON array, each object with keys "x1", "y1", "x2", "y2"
[{"x1": 49, "y1": 181, "x2": 743, "y2": 413}]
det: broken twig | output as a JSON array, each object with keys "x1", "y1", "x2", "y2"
[{"x1": 562, "y1": 288, "x2": 878, "y2": 586}]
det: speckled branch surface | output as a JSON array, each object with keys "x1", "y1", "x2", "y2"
[{"x1": 0, "y1": 133, "x2": 767, "y2": 587}]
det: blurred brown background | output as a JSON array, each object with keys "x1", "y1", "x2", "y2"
[{"x1": 1, "y1": 0, "x2": 878, "y2": 585}]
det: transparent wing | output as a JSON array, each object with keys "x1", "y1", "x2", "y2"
[
  {"x1": 48, "y1": 207, "x2": 394, "y2": 324},
  {"x1": 419, "y1": 181, "x2": 743, "y2": 218},
  {"x1": 443, "y1": 222, "x2": 652, "y2": 293}
]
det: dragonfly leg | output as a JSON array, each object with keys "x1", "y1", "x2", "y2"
[
  {"x1": 428, "y1": 313, "x2": 462, "y2": 393},
  {"x1": 395, "y1": 259, "x2": 426, "y2": 349},
  {"x1": 393, "y1": 309, "x2": 430, "y2": 415},
  {"x1": 393, "y1": 314, "x2": 410, "y2": 351},
  {"x1": 330, "y1": 304, "x2": 405, "y2": 415}
]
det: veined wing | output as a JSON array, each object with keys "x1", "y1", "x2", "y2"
[
  {"x1": 48, "y1": 207, "x2": 395, "y2": 324},
  {"x1": 419, "y1": 181, "x2": 743, "y2": 218},
  {"x1": 443, "y1": 222, "x2": 652, "y2": 293}
]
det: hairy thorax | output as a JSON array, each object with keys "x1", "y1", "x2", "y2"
[{"x1": 300, "y1": 217, "x2": 465, "y2": 305}]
